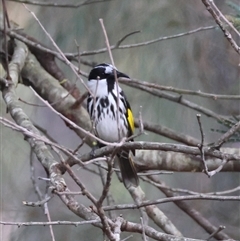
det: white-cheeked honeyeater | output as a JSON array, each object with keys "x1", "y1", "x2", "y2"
[{"x1": 87, "y1": 63, "x2": 139, "y2": 188}]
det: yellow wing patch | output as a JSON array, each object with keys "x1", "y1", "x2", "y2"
[{"x1": 127, "y1": 108, "x2": 135, "y2": 133}]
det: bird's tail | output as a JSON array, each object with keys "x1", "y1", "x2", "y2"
[{"x1": 118, "y1": 150, "x2": 139, "y2": 188}]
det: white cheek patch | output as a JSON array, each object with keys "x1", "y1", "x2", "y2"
[{"x1": 104, "y1": 64, "x2": 117, "y2": 74}]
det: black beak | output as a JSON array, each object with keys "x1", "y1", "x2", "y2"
[{"x1": 116, "y1": 71, "x2": 130, "y2": 79}]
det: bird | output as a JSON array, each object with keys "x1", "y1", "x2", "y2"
[{"x1": 87, "y1": 63, "x2": 139, "y2": 188}]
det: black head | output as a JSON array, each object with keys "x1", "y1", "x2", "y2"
[{"x1": 88, "y1": 63, "x2": 129, "y2": 81}]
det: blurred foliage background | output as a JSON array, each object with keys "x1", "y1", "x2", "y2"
[{"x1": 1, "y1": 0, "x2": 240, "y2": 240}]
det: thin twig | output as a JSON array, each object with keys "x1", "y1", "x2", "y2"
[
  {"x1": 0, "y1": 220, "x2": 101, "y2": 226},
  {"x1": 8, "y1": 0, "x2": 111, "y2": 8},
  {"x1": 53, "y1": 191, "x2": 83, "y2": 195},
  {"x1": 66, "y1": 140, "x2": 240, "y2": 168},
  {"x1": 43, "y1": 192, "x2": 56, "y2": 241},
  {"x1": 145, "y1": 176, "x2": 231, "y2": 240},
  {"x1": 74, "y1": 39, "x2": 81, "y2": 74},
  {"x1": 2, "y1": 0, "x2": 10, "y2": 27},
  {"x1": 63, "y1": 163, "x2": 97, "y2": 205},
  {"x1": 2, "y1": 0, "x2": 11, "y2": 80},
  {"x1": 138, "y1": 106, "x2": 144, "y2": 134},
  {"x1": 139, "y1": 171, "x2": 173, "y2": 176},
  {"x1": 4, "y1": 25, "x2": 217, "y2": 60},
  {"x1": 209, "y1": 0, "x2": 240, "y2": 37},
  {"x1": 202, "y1": 0, "x2": 240, "y2": 54},
  {"x1": 103, "y1": 194, "x2": 240, "y2": 211},
  {"x1": 30, "y1": 86, "x2": 126, "y2": 147},
  {"x1": 115, "y1": 30, "x2": 141, "y2": 47},
  {"x1": 140, "y1": 217, "x2": 147, "y2": 241},
  {"x1": 97, "y1": 157, "x2": 114, "y2": 206},
  {"x1": 207, "y1": 158, "x2": 228, "y2": 176},
  {"x1": 22, "y1": 4, "x2": 92, "y2": 93},
  {"x1": 29, "y1": 148, "x2": 55, "y2": 240},
  {"x1": 121, "y1": 79, "x2": 234, "y2": 126},
  {"x1": 119, "y1": 77, "x2": 240, "y2": 100},
  {"x1": 0, "y1": 116, "x2": 83, "y2": 164},
  {"x1": 23, "y1": 195, "x2": 53, "y2": 207},
  {"x1": 95, "y1": 157, "x2": 115, "y2": 240},
  {"x1": 206, "y1": 225, "x2": 226, "y2": 240},
  {"x1": 121, "y1": 236, "x2": 133, "y2": 241},
  {"x1": 78, "y1": 26, "x2": 217, "y2": 56},
  {"x1": 99, "y1": 18, "x2": 121, "y2": 141},
  {"x1": 97, "y1": 160, "x2": 116, "y2": 220},
  {"x1": 211, "y1": 120, "x2": 240, "y2": 149},
  {"x1": 196, "y1": 114, "x2": 209, "y2": 176},
  {"x1": 197, "y1": 114, "x2": 205, "y2": 150},
  {"x1": 135, "y1": 119, "x2": 200, "y2": 146},
  {"x1": 144, "y1": 177, "x2": 240, "y2": 196},
  {"x1": 38, "y1": 177, "x2": 51, "y2": 182}
]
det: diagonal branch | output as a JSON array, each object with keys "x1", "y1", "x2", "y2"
[
  {"x1": 21, "y1": 52, "x2": 93, "y2": 145},
  {"x1": 146, "y1": 176, "x2": 232, "y2": 240},
  {"x1": 202, "y1": 0, "x2": 240, "y2": 54},
  {"x1": 1, "y1": 40, "x2": 66, "y2": 191},
  {"x1": 212, "y1": 120, "x2": 240, "y2": 149},
  {"x1": 0, "y1": 40, "x2": 101, "y2": 231},
  {"x1": 119, "y1": 78, "x2": 234, "y2": 125}
]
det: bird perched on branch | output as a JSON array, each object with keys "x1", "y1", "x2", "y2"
[{"x1": 87, "y1": 63, "x2": 139, "y2": 188}]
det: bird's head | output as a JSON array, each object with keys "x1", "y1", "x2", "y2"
[{"x1": 88, "y1": 63, "x2": 129, "y2": 81}]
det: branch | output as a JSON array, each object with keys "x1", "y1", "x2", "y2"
[
  {"x1": 146, "y1": 176, "x2": 232, "y2": 240},
  {"x1": 0, "y1": 117, "x2": 83, "y2": 165},
  {"x1": 22, "y1": 4, "x2": 90, "y2": 89},
  {"x1": 0, "y1": 220, "x2": 101, "y2": 226},
  {"x1": 78, "y1": 26, "x2": 216, "y2": 56},
  {"x1": 21, "y1": 52, "x2": 93, "y2": 145},
  {"x1": 0, "y1": 41, "x2": 101, "y2": 232},
  {"x1": 202, "y1": 0, "x2": 240, "y2": 54},
  {"x1": 119, "y1": 78, "x2": 234, "y2": 125},
  {"x1": 136, "y1": 147, "x2": 239, "y2": 172},
  {"x1": 104, "y1": 194, "x2": 240, "y2": 211},
  {"x1": 2, "y1": 116, "x2": 238, "y2": 173},
  {"x1": 122, "y1": 221, "x2": 211, "y2": 241},
  {"x1": 70, "y1": 142, "x2": 240, "y2": 166},
  {"x1": 120, "y1": 77, "x2": 240, "y2": 100},
  {"x1": 212, "y1": 120, "x2": 240, "y2": 148},
  {"x1": 135, "y1": 119, "x2": 200, "y2": 146},
  {"x1": 1, "y1": 40, "x2": 67, "y2": 190},
  {"x1": 7, "y1": 0, "x2": 111, "y2": 8}
]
